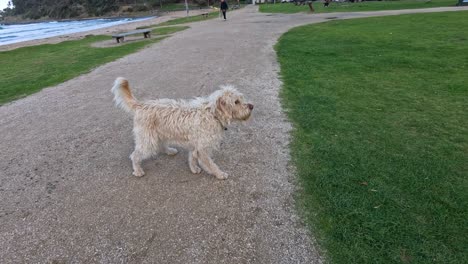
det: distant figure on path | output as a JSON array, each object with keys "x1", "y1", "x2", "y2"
[{"x1": 220, "y1": 0, "x2": 229, "y2": 20}]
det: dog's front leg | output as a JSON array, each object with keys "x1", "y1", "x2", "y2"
[
  {"x1": 188, "y1": 151, "x2": 202, "y2": 174},
  {"x1": 197, "y1": 151, "x2": 228, "y2": 180}
]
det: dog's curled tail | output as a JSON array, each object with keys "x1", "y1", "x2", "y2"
[{"x1": 111, "y1": 77, "x2": 140, "y2": 113}]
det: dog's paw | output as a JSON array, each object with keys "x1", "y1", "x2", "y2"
[
  {"x1": 190, "y1": 165, "x2": 202, "y2": 174},
  {"x1": 165, "y1": 147, "x2": 178, "y2": 156},
  {"x1": 215, "y1": 172, "x2": 228, "y2": 180},
  {"x1": 133, "y1": 169, "x2": 145, "y2": 177}
]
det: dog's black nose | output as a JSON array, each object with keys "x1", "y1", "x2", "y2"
[{"x1": 248, "y1": 104, "x2": 254, "y2": 110}]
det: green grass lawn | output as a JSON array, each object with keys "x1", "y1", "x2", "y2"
[
  {"x1": 260, "y1": 0, "x2": 457, "y2": 13},
  {"x1": 149, "y1": 25, "x2": 189, "y2": 35},
  {"x1": 157, "y1": 3, "x2": 201, "y2": 11},
  {"x1": 276, "y1": 11, "x2": 468, "y2": 263},
  {"x1": 138, "y1": 3, "x2": 246, "y2": 28},
  {"x1": 137, "y1": 12, "x2": 219, "y2": 28},
  {"x1": 154, "y1": 1, "x2": 243, "y2": 12},
  {"x1": 157, "y1": 11, "x2": 220, "y2": 26},
  {"x1": 0, "y1": 26, "x2": 188, "y2": 105}
]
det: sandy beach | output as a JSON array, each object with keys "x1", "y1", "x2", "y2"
[{"x1": 0, "y1": 9, "x2": 209, "y2": 52}]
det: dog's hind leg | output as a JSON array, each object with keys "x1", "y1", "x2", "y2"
[
  {"x1": 130, "y1": 133, "x2": 156, "y2": 177},
  {"x1": 130, "y1": 146, "x2": 151, "y2": 177},
  {"x1": 197, "y1": 150, "x2": 228, "y2": 180},
  {"x1": 188, "y1": 151, "x2": 201, "y2": 174}
]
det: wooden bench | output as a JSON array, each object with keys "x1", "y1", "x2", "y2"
[{"x1": 112, "y1": 29, "x2": 151, "y2": 43}]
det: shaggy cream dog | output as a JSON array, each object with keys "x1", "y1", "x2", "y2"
[{"x1": 111, "y1": 77, "x2": 254, "y2": 179}]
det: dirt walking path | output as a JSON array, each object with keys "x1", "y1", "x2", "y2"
[{"x1": 1, "y1": 5, "x2": 466, "y2": 263}]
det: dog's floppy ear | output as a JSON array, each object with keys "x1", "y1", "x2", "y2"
[{"x1": 216, "y1": 95, "x2": 232, "y2": 121}]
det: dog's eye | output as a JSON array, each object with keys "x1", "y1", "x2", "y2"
[{"x1": 235, "y1": 100, "x2": 240, "y2": 105}]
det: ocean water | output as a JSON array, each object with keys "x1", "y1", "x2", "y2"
[{"x1": 0, "y1": 16, "x2": 154, "y2": 46}]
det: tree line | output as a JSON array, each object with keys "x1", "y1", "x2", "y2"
[{"x1": 1, "y1": 0, "x2": 212, "y2": 20}]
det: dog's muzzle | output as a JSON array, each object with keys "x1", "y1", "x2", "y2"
[{"x1": 241, "y1": 104, "x2": 254, "y2": 120}]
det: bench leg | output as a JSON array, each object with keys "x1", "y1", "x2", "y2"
[
  {"x1": 144, "y1": 32, "x2": 151, "y2": 38},
  {"x1": 116, "y1": 37, "x2": 124, "y2": 43}
]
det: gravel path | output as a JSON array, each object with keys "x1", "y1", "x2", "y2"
[{"x1": 1, "y1": 5, "x2": 466, "y2": 263}]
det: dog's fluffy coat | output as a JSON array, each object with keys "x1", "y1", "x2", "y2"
[{"x1": 111, "y1": 77, "x2": 253, "y2": 179}]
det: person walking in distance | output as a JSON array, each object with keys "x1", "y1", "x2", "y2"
[{"x1": 220, "y1": 0, "x2": 228, "y2": 20}]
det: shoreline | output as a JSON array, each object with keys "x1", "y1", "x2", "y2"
[
  {"x1": 0, "y1": 9, "x2": 209, "y2": 52},
  {"x1": 0, "y1": 6, "x2": 212, "y2": 25},
  {"x1": 0, "y1": 15, "x2": 157, "y2": 26}
]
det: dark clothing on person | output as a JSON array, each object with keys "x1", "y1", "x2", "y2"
[
  {"x1": 221, "y1": 2, "x2": 228, "y2": 10},
  {"x1": 220, "y1": 1, "x2": 228, "y2": 20}
]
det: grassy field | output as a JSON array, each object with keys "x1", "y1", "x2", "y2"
[
  {"x1": 260, "y1": 0, "x2": 457, "y2": 13},
  {"x1": 154, "y1": 1, "x2": 244, "y2": 11},
  {"x1": 276, "y1": 11, "x2": 468, "y2": 263},
  {"x1": 137, "y1": 3, "x2": 246, "y2": 28},
  {"x1": 157, "y1": 3, "x2": 201, "y2": 11},
  {"x1": 149, "y1": 25, "x2": 189, "y2": 35},
  {"x1": 158, "y1": 11, "x2": 219, "y2": 25},
  {"x1": 0, "y1": 26, "x2": 187, "y2": 105},
  {"x1": 142, "y1": 11, "x2": 220, "y2": 27}
]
